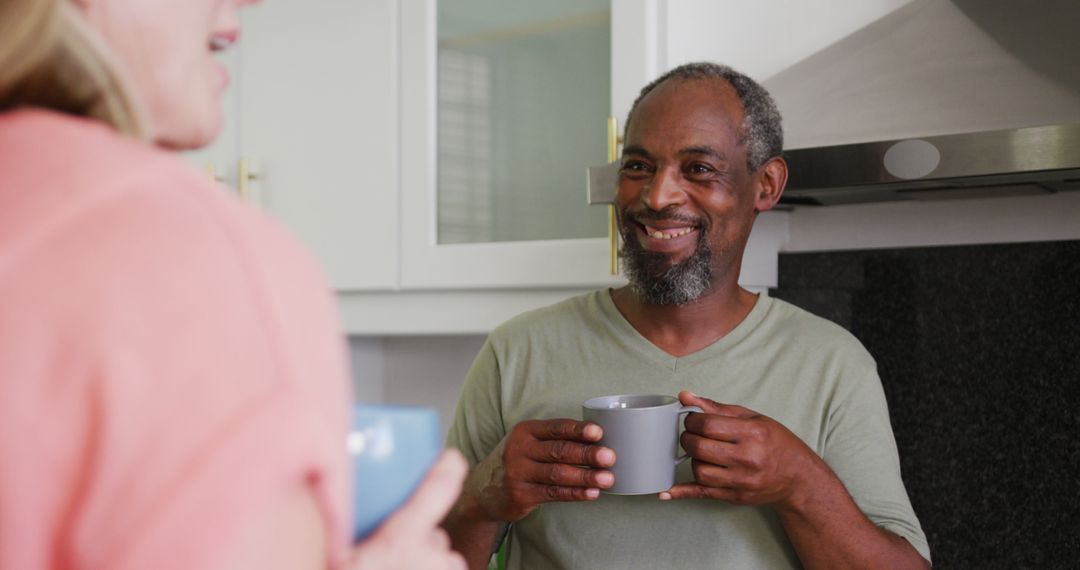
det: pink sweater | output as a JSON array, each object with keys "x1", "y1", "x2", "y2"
[{"x1": 0, "y1": 110, "x2": 352, "y2": 569}]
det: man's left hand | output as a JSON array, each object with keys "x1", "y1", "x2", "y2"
[{"x1": 660, "y1": 390, "x2": 822, "y2": 509}]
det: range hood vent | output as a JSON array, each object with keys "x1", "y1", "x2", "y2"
[
  {"x1": 764, "y1": 0, "x2": 1080, "y2": 207},
  {"x1": 781, "y1": 124, "x2": 1080, "y2": 206}
]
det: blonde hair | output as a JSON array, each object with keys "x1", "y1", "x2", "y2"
[{"x1": 0, "y1": 0, "x2": 145, "y2": 137}]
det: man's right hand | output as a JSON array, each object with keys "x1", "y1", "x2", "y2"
[{"x1": 462, "y1": 419, "x2": 616, "y2": 523}]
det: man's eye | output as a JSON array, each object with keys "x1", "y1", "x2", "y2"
[
  {"x1": 621, "y1": 161, "x2": 651, "y2": 173},
  {"x1": 687, "y1": 163, "x2": 713, "y2": 175}
]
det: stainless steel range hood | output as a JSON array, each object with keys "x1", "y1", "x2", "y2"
[
  {"x1": 765, "y1": 0, "x2": 1080, "y2": 207},
  {"x1": 781, "y1": 124, "x2": 1080, "y2": 206}
]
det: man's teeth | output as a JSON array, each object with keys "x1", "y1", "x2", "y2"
[{"x1": 645, "y1": 225, "x2": 694, "y2": 239}]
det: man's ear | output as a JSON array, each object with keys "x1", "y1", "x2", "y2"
[{"x1": 753, "y1": 156, "x2": 788, "y2": 213}]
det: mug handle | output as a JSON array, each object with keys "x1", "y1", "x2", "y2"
[{"x1": 675, "y1": 405, "x2": 704, "y2": 465}]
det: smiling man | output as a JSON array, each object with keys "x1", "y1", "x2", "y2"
[{"x1": 443, "y1": 62, "x2": 931, "y2": 570}]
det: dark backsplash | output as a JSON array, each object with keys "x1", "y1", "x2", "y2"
[{"x1": 771, "y1": 240, "x2": 1080, "y2": 569}]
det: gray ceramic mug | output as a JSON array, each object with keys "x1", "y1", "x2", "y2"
[{"x1": 582, "y1": 394, "x2": 703, "y2": 495}]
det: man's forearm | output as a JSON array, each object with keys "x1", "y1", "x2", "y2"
[
  {"x1": 776, "y1": 456, "x2": 929, "y2": 570},
  {"x1": 443, "y1": 494, "x2": 503, "y2": 570}
]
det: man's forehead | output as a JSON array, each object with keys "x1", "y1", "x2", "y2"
[
  {"x1": 626, "y1": 78, "x2": 745, "y2": 149},
  {"x1": 622, "y1": 142, "x2": 729, "y2": 163}
]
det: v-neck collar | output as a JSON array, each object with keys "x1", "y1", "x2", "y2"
[{"x1": 594, "y1": 289, "x2": 773, "y2": 372}]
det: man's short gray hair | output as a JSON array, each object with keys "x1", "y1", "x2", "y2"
[{"x1": 625, "y1": 62, "x2": 783, "y2": 172}]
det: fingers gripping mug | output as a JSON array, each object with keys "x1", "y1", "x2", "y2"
[{"x1": 582, "y1": 394, "x2": 703, "y2": 495}]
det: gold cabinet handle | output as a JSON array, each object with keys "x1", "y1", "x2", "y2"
[
  {"x1": 205, "y1": 162, "x2": 226, "y2": 184},
  {"x1": 606, "y1": 117, "x2": 622, "y2": 275},
  {"x1": 238, "y1": 158, "x2": 259, "y2": 201}
]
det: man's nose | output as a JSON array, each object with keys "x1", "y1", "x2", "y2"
[{"x1": 641, "y1": 167, "x2": 686, "y2": 211}]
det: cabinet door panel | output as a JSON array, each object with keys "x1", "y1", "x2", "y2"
[
  {"x1": 401, "y1": 0, "x2": 662, "y2": 289},
  {"x1": 242, "y1": 0, "x2": 399, "y2": 291},
  {"x1": 435, "y1": 0, "x2": 610, "y2": 245}
]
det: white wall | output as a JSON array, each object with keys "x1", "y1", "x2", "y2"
[
  {"x1": 351, "y1": 335, "x2": 487, "y2": 439},
  {"x1": 349, "y1": 337, "x2": 386, "y2": 404}
]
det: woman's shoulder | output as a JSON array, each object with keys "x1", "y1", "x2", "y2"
[
  {"x1": 0, "y1": 109, "x2": 182, "y2": 188},
  {"x1": 0, "y1": 109, "x2": 220, "y2": 241},
  {"x1": 0, "y1": 109, "x2": 331, "y2": 331}
]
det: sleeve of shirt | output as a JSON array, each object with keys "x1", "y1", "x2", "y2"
[
  {"x1": 822, "y1": 359, "x2": 932, "y2": 565},
  {"x1": 444, "y1": 336, "x2": 515, "y2": 558},
  {"x1": 446, "y1": 338, "x2": 508, "y2": 467}
]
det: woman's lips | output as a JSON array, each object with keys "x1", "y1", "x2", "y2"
[
  {"x1": 209, "y1": 30, "x2": 240, "y2": 51},
  {"x1": 208, "y1": 29, "x2": 239, "y2": 91}
]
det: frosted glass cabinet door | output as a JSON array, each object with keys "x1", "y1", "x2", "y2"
[
  {"x1": 437, "y1": 1, "x2": 610, "y2": 245},
  {"x1": 401, "y1": 0, "x2": 664, "y2": 289}
]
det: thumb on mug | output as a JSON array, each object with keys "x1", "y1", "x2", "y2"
[{"x1": 677, "y1": 390, "x2": 753, "y2": 418}]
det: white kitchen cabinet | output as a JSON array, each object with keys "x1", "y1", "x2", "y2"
[
  {"x1": 192, "y1": 0, "x2": 653, "y2": 294},
  {"x1": 187, "y1": 1, "x2": 399, "y2": 292},
  {"x1": 398, "y1": 0, "x2": 664, "y2": 289}
]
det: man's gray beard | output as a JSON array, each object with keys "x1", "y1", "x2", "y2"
[{"x1": 619, "y1": 231, "x2": 714, "y2": 306}]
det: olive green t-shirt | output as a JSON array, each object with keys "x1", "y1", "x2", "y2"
[{"x1": 448, "y1": 291, "x2": 930, "y2": 569}]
